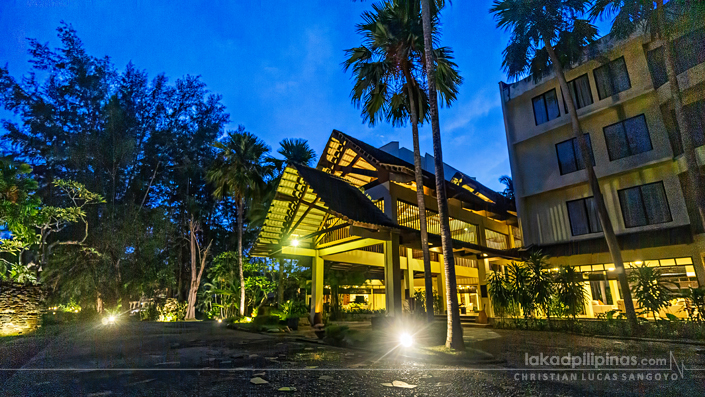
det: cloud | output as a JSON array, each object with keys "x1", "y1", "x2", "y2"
[{"x1": 442, "y1": 90, "x2": 501, "y2": 134}]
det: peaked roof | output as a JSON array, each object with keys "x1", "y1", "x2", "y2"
[
  {"x1": 293, "y1": 164, "x2": 396, "y2": 229},
  {"x1": 251, "y1": 163, "x2": 396, "y2": 257}
]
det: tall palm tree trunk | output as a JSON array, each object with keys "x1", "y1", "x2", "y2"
[
  {"x1": 420, "y1": 0, "x2": 464, "y2": 350},
  {"x1": 543, "y1": 38, "x2": 639, "y2": 332},
  {"x1": 238, "y1": 196, "x2": 246, "y2": 317},
  {"x1": 403, "y1": 67, "x2": 436, "y2": 324},
  {"x1": 656, "y1": 1, "x2": 705, "y2": 236}
]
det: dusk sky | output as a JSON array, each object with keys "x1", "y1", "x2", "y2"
[{"x1": 0, "y1": 0, "x2": 599, "y2": 191}]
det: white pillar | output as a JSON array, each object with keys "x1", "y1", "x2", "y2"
[
  {"x1": 478, "y1": 258, "x2": 493, "y2": 317},
  {"x1": 404, "y1": 248, "x2": 415, "y2": 299},
  {"x1": 310, "y1": 252, "x2": 324, "y2": 324},
  {"x1": 384, "y1": 233, "x2": 402, "y2": 317},
  {"x1": 583, "y1": 282, "x2": 594, "y2": 318},
  {"x1": 436, "y1": 253, "x2": 447, "y2": 313}
]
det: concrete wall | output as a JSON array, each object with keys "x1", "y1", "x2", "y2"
[
  {"x1": 0, "y1": 283, "x2": 44, "y2": 337},
  {"x1": 502, "y1": 24, "x2": 705, "y2": 249}
]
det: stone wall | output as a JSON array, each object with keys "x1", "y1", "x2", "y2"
[{"x1": 0, "y1": 282, "x2": 45, "y2": 336}]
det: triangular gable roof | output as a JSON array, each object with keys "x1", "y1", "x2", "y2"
[{"x1": 251, "y1": 163, "x2": 396, "y2": 257}]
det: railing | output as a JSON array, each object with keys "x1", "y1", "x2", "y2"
[{"x1": 396, "y1": 200, "x2": 478, "y2": 245}]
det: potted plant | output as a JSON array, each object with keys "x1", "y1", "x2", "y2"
[{"x1": 281, "y1": 300, "x2": 307, "y2": 330}]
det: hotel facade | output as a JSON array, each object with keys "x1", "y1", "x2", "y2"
[
  {"x1": 252, "y1": 130, "x2": 520, "y2": 320},
  {"x1": 500, "y1": 22, "x2": 705, "y2": 317}
]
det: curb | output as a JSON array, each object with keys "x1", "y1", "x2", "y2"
[{"x1": 591, "y1": 334, "x2": 705, "y2": 346}]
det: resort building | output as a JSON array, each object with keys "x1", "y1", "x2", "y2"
[
  {"x1": 500, "y1": 22, "x2": 705, "y2": 318},
  {"x1": 251, "y1": 130, "x2": 520, "y2": 320}
]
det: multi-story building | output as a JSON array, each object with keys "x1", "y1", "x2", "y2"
[
  {"x1": 500, "y1": 22, "x2": 705, "y2": 317},
  {"x1": 252, "y1": 130, "x2": 520, "y2": 320}
]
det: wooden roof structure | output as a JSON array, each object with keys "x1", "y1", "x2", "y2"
[{"x1": 251, "y1": 163, "x2": 396, "y2": 258}]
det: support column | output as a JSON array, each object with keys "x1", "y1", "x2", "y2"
[
  {"x1": 404, "y1": 248, "x2": 415, "y2": 299},
  {"x1": 310, "y1": 252, "x2": 324, "y2": 325},
  {"x1": 436, "y1": 254, "x2": 447, "y2": 313},
  {"x1": 384, "y1": 233, "x2": 402, "y2": 317},
  {"x1": 693, "y1": 254, "x2": 705, "y2": 287},
  {"x1": 609, "y1": 279, "x2": 621, "y2": 310},
  {"x1": 478, "y1": 258, "x2": 493, "y2": 317}
]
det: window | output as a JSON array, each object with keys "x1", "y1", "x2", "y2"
[
  {"x1": 603, "y1": 114, "x2": 652, "y2": 160},
  {"x1": 647, "y1": 27, "x2": 705, "y2": 88},
  {"x1": 618, "y1": 182, "x2": 672, "y2": 228},
  {"x1": 567, "y1": 197, "x2": 602, "y2": 236},
  {"x1": 668, "y1": 100, "x2": 705, "y2": 155},
  {"x1": 563, "y1": 74, "x2": 593, "y2": 110},
  {"x1": 593, "y1": 57, "x2": 631, "y2": 99},
  {"x1": 555, "y1": 134, "x2": 595, "y2": 175},
  {"x1": 532, "y1": 89, "x2": 560, "y2": 125},
  {"x1": 485, "y1": 229, "x2": 508, "y2": 250}
]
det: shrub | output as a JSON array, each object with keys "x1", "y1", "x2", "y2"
[
  {"x1": 157, "y1": 298, "x2": 186, "y2": 322},
  {"x1": 324, "y1": 325, "x2": 351, "y2": 346},
  {"x1": 629, "y1": 265, "x2": 676, "y2": 320}
]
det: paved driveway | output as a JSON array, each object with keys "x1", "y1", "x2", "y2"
[{"x1": 1, "y1": 321, "x2": 704, "y2": 396}]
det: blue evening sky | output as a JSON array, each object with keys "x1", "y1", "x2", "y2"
[{"x1": 0, "y1": 0, "x2": 609, "y2": 191}]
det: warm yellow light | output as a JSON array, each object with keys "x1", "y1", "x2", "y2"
[
  {"x1": 634, "y1": 261, "x2": 643, "y2": 265},
  {"x1": 399, "y1": 333, "x2": 413, "y2": 348},
  {"x1": 292, "y1": 239, "x2": 299, "y2": 247},
  {"x1": 608, "y1": 267, "x2": 615, "y2": 271},
  {"x1": 217, "y1": 319, "x2": 222, "y2": 323}
]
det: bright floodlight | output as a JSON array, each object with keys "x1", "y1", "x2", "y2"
[
  {"x1": 400, "y1": 332, "x2": 413, "y2": 348},
  {"x1": 108, "y1": 315, "x2": 116, "y2": 323},
  {"x1": 217, "y1": 319, "x2": 222, "y2": 323},
  {"x1": 292, "y1": 239, "x2": 299, "y2": 247}
]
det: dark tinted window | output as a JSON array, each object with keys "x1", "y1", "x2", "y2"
[
  {"x1": 564, "y1": 74, "x2": 593, "y2": 110},
  {"x1": 669, "y1": 100, "x2": 705, "y2": 155},
  {"x1": 567, "y1": 197, "x2": 602, "y2": 235},
  {"x1": 603, "y1": 114, "x2": 652, "y2": 160},
  {"x1": 647, "y1": 28, "x2": 705, "y2": 88},
  {"x1": 618, "y1": 182, "x2": 672, "y2": 228},
  {"x1": 556, "y1": 134, "x2": 595, "y2": 175},
  {"x1": 532, "y1": 89, "x2": 560, "y2": 125},
  {"x1": 593, "y1": 57, "x2": 631, "y2": 99}
]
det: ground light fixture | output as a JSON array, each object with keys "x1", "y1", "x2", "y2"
[
  {"x1": 101, "y1": 315, "x2": 117, "y2": 326},
  {"x1": 399, "y1": 332, "x2": 413, "y2": 348}
]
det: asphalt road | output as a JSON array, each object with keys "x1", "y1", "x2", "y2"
[{"x1": 1, "y1": 320, "x2": 704, "y2": 396}]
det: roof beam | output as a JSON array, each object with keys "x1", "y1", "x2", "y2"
[{"x1": 318, "y1": 238, "x2": 385, "y2": 256}]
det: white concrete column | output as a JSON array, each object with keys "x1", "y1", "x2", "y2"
[
  {"x1": 583, "y1": 282, "x2": 594, "y2": 318},
  {"x1": 404, "y1": 248, "x2": 415, "y2": 299},
  {"x1": 609, "y1": 279, "x2": 621, "y2": 308},
  {"x1": 478, "y1": 258, "x2": 493, "y2": 317},
  {"x1": 384, "y1": 233, "x2": 402, "y2": 317},
  {"x1": 693, "y1": 254, "x2": 705, "y2": 287},
  {"x1": 436, "y1": 254, "x2": 447, "y2": 313},
  {"x1": 310, "y1": 252, "x2": 324, "y2": 324}
]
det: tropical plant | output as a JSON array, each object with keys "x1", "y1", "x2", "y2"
[
  {"x1": 629, "y1": 265, "x2": 676, "y2": 320},
  {"x1": 590, "y1": 0, "x2": 705, "y2": 238},
  {"x1": 683, "y1": 286, "x2": 705, "y2": 322},
  {"x1": 416, "y1": 0, "x2": 465, "y2": 350},
  {"x1": 281, "y1": 299, "x2": 308, "y2": 319},
  {"x1": 158, "y1": 298, "x2": 187, "y2": 322},
  {"x1": 490, "y1": 0, "x2": 639, "y2": 333},
  {"x1": 487, "y1": 270, "x2": 513, "y2": 319},
  {"x1": 526, "y1": 252, "x2": 555, "y2": 324},
  {"x1": 207, "y1": 127, "x2": 276, "y2": 316},
  {"x1": 345, "y1": 0, "x2": 460, "y2": 325},
  {"x1": 555, "y1": 266, "x2": 588, "y2": 323},
  {"x1": 507, "y1": 263, "x2": 535, "y2": 322},
  {"x1": 498, "y1": 175, "x2": 514, "y2": 201}
]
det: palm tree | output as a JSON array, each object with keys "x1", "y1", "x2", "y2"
[
  {"x1": 207, "y1": 126, "x2": 275, "y2": 317},
  {"x1": 590, "y1": 0, "x2": 705, "y2": 270},
  {"x1": 343, "y1": 0, "x2": 461, "y2": 324},
  {"x1": 278, "y1": 138, "x2": 316, "y2": 166},
  {"x1": 499, "y1": 175, "x2": 514, "y2": 201},
  {"x1": 275, "y1": 138, "x2": 316, "y2": 305},
  {"x1": 489, "y1": 0, "x2": 639, "y2": 333},
  {"x1": 418, "y1": 0, "x2": 465, "y2": 350}
]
